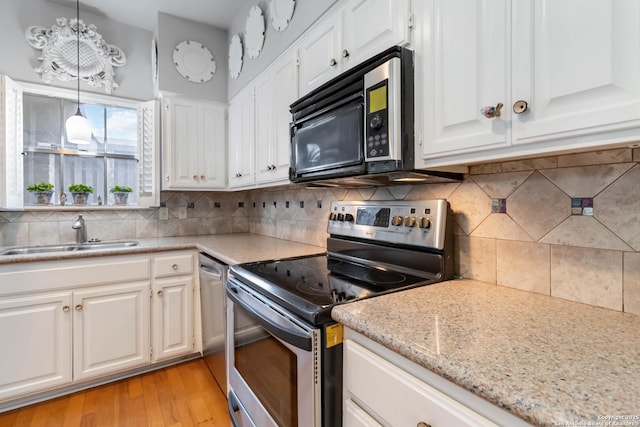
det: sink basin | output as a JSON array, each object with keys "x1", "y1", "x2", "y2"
[{"x1": 0, "y1": 241, "x2": 139, "y2": 256}]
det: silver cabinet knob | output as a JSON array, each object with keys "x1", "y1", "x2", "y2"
[
  {"x1": 513, "y1": 100, "x2": 529, "y2": 114},
  {"x1": 342, "y1": 49, "x2": 350, "y2": 58},
  {"x1": 417, "y1": 423, "x2": 432, "y2": 427},
  {"x1": 75, "y1": 304, "x2": 83, "y2": 311},
  {"x1": 193, "y1": 175, "x2": 198, "y2": 181},
  {"x1": 329, "y1": 58, "x2": 337, "y2": 67},
  {"x1": 63, "y1": 305, "x2": 70, "y2": 312},
  {"x1": 157, "y1": 290, "x2": 163, "y2": 297},
  {"x1": 481, "y1": 103, "x2": 503, "y2": 118},
  {"x1": 200, "y1": 175, "x2": 205, "y2": 181}
]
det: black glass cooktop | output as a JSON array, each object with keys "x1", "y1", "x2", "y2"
[{"x1": 229, "y1": 254, "x2": 435, "y2": 325}]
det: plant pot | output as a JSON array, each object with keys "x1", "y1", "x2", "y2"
[
  {"x1": 71, "y1": 192, "x2": 90, "y2": 205},
  {"x1": 31, "y1": 191, "x2": 53, "y2": 205},
  {"x1": 112, "y1": 192, "x2": 129, "y2": 206}
]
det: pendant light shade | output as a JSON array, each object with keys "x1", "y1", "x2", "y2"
[{"x1": 65, "y1": 0, "x2": 91, "y2": 145}]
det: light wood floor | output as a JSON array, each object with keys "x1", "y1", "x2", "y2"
[{"x1": 0, "y1": 359, "x2": 230, "y2": 427}]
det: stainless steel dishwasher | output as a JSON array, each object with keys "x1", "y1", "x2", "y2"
[{"x1": 199, "y1": 252, "x2": 228, "y2": 396}]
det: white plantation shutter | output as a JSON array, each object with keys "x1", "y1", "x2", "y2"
[
  {"x1": 0, "y1": 75, "x2": 23, "y2": 209},
  {"x1": 137, "y1": 100, "x2": 159, "y2": 207}
]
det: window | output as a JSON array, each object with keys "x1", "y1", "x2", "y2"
[{"x1": 23, "y1": 94, "x2": 139, "y2": 206}]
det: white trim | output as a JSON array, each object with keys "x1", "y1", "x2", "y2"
[{"x1": 18, "y1": 81, "x2": 144, "y2": 108}]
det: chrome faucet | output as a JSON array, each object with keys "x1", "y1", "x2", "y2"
[{"x1": 72, "y1": 215, "x2": 87, "y2": 244}]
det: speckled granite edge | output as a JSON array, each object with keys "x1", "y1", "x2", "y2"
[
  {"x1": 0, "y1": 234, "x2": 325, "y2": 266},
  {"x1": 332, "y1": 279, "x2": 640, "y2": 426}
]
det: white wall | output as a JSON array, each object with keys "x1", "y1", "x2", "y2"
[
  {"x1": 156, "y1": 12, "x2": 228, "y2": 102},
  {"x1": 227, "y1": 0, "x2": 338, "y2": 99},
  {"x1": 0, "y1": 0, "x2": 154, "y2": 100}
]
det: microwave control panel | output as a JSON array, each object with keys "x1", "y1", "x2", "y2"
[{"x1": 364, "y1": 57, "x2": 402, "y2": 163}]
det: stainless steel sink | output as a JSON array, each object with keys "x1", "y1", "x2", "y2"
[{"x1": 0, "y1": 241, "x2": 139, "y2": 256}]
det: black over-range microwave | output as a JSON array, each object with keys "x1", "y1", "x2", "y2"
[{"x1": 289, "y1": 46, "x2": 462, "y2": 186}]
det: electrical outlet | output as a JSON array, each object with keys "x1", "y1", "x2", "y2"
[
  {"x1": 159, "y1": 207, "x2": 168, "y2": 221},
  {"x1": 178, "y1": 207, "x2": 187, "y2": 219}
]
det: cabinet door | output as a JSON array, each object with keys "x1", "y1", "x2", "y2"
[
  {"x1": 152, "y1": 276, "x2": 194, "y2": 362},
  {"x1": 0, "y1": 292, "x2": 72, "y2": 401},
  {"x1": 198, "y1": 102, "x2": 227, "y2": 189},
  {"x1": 341, "y1": 0, "x2": 411, "y2": 69},
  {"x1": 254, "y1": 73, "x2": 276, "y2": 183},
  {"x1": 512, "y1": 0, "x2": 640, "y2": 146},
  {"x1": 298, "y1": 15, "x2": 342, "y2": 95},
  {"x1": 163, "y1": 98, "x2": 199, "y2": 189},
  {"x1": 228, "y1": 88, "x2": 255, "y2": 188},
  {"x1": 419, "y1": 0, "x2": 510, "y2": 159},
  {"x1": 73, "y1": 282, "x2": 150, "y2": 381},
  {"x1": 271, "y1": 51, "x2": 298, "y2": 183}
]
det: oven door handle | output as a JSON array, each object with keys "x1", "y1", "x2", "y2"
[{"x1": 227, "y1": 284, "x2": 313, "y2": 351}]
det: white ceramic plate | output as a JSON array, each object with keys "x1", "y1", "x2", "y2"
[
  {"x1": 151, "y1": 39, "x2": 158, "y2": 82},
  {"x1": 229, "y1": 34, "x2": 243, "y2": 80},
  {"x1": 245, "y1": 5, "x2": 265, "y2": 59},
  {"x1": 270, "y1": 0, "x2": 295, "y2": 32},
  {"x1": 172, "y1": 40, "x2": 216, "y2": 83}
]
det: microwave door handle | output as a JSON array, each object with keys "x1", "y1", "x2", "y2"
[{"x1": 227, "y1": 284, "x2": 313, "y2": 351}]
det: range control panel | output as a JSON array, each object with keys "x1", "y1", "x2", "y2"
[{"x1": 327, "y1": 200, "x2": 449, "y2": 250}]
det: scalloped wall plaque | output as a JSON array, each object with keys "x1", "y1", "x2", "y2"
[
  {"x1": 25, "y1": 17, "x2": 126, "y2": 94},
  {"x1": 173, "y1": 40, "x2": 216, "y2": 83},
  {"x1": 244, "y1": 5, "x2": 265, "y2": 59},
  {"x1": 270, "y1": 0, "x2": 296, "y2": 32},
  {"x1": 229, "y1": 34, "x2": 243, "y2": 80}
]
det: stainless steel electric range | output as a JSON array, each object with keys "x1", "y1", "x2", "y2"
[{"x1": 225, "y1": 200, "x2": 455, "y2": 427}]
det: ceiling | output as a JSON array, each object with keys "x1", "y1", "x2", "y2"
[{"x1": 48, "y1": 0, "x2": 253, "y2": 31}]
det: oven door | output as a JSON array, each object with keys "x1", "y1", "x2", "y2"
[
  {"x1": 226, "y1": 276, "x2": 321, "y2": 427},
  {"x1": 290, "y1": 92, "x2": 365, "y2": 182}
]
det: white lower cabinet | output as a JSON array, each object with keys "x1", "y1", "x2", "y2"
[
  {"x1": 0, "y1": 292, "x2": 72, "y2": 401},
  {"x1": 343, "y1": 329, "x2": 532, "y2": 427},
  {"x1": 0, "y1": 251, "x2": 198, "y2": 407},
  {"x1": 73, "y1": 282, "x2": 151, "y2": 382}
]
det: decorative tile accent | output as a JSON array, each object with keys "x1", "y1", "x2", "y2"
[
  {"x1": 595, "y1": 164, "x2": 640, "y2": 251},
  {"x1": 551, "y1": 246, "x2": 623, "y2": 311},
  {"x1": 497, "y1": 240, "x2": 550, "y2": 295},
  {"x1": 508, "y1": 172, "x2": 570, "y2": 240},
  {"x1": 471, "y1": 214, "x2": 532, "y2": 242},
  {"x1": 623, "y1": 252, "x2": 640, "y2": 315},
  {"x1": 570, "y1": 198, "x2": 593, "y2": 216},
  {"x1": 540, "y1": 164, "x2": 633, "y2": 197},
  {"x1": 491, "y1": 198, "x2": 507, "y2": 213},
  {"x1": 447, "y1": 180, "x2": 492, "y2": 235},
  {"x1": 540, "y1": 216, "x2": 633, "y2": 251},
  {"x1": 557, "y1": 148, "x2": 632, "y2": 167},
  {"x1": 472, "y1": 171, "x2": 532, "y2": 198}
]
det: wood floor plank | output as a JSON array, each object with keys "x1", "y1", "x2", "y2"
[{"x1": 0, "y1": 359, "x2": 230, "y2": 427}]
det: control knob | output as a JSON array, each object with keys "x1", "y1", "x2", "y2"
[
  {"x1": 370, "y1": 114, "x2": 383, "y2": 130},
  {"x1": 337, "y1": 213, "x2": 344, "y2": 222},
  {"x1": 391, "y1": 215, "x2": 404, "y2": 226},
  {"x1": 404, "y1": 216, "x2": 417, "y2": 227},
  {"x1": 329, "y1": 212, "x2": 337, "y2": 221},
  {"x1": 419, "y1": 217, "x2": 431, "y2": 229},
  {"x1": 344, "y1": 213, "x2": 354, "y2": 222}
]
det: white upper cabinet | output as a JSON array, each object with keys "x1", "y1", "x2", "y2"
[
  {"x1": 417, "y1": 0, "x2": 640, "y2": 167},
  {"x1": 511, "y1": 0, "x2": 640, "y2": 146},
  {"x1": 162, "y1": 97, "x2": 226, "y2": 190},
  {"x1": 299, "y1": 0, "x2": 411, "y2": 95},
  {"x1": 255, "y1": 50, "x2": 298, "y2": 185},
  {"x1": 228, "y1": 87, "x2": 255, "y2": 188}
]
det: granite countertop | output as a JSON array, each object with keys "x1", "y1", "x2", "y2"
[
  {"x1": 332, "y1": 279, "x2": 640, "y2": 426},
  {"x1": 0, "y1": 233, "x2": 326, "y2": 266}
]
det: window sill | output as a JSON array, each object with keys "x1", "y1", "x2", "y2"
[{"x1": 1, "y1": 205, "x2": 158, "y2": 212}]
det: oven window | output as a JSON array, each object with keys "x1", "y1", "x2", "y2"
[
  {"x1": 234, "y1": 304, "x2": 298, "y2": 427},
  {"x1": 293, "y1": 101, "x2": 363, "y2": 174}
]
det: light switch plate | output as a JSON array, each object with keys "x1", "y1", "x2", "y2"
[
  {"x1": 159, "y1": 207, "x2": 168, "y2": 221},
  {"x1": 178, "y1": 206, "x2": 187, "y2": 219}
]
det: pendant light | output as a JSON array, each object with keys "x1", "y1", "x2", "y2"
[{"x1": 65, "y1": 0, "x2": 91, "y2": 145}]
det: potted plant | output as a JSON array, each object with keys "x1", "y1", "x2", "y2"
[
  {"x1": 26, "y1": 182, "x2": 55, "y2": 205},
  {"x1": 68, "y1": 183, "x2": 94, "y2": 205},
  {"x1": 109, "y1": 185, "x2": 132, "y2": 206}
]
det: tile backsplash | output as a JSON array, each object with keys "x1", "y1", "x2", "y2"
[{"x1": 1, "y1": 147, "x2": 638, "y2": 315}]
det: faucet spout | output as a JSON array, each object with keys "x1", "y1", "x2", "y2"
[{"x1": 72, "y1": 215, "x2": 87, "y2": 244}]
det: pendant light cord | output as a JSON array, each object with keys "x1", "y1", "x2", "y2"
[{"x1": 76, "y1": 0, "x2": 80, "y2": 113}]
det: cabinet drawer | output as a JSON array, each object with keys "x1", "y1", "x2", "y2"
[
  {"x1": 344, "y1": 339, "x2": 497, "y2": 427},
  {"x1": 153, "y1": 253, "x2": 194, "y2": 277}
]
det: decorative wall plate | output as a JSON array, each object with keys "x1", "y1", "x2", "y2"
[
  {"x1": 151, "y1": 38, "x2": 158, "y2": 82},
  {"x1": 244, "y1": 5, "x2": 265, "y2": 59},
  {"x1": 229, "y1": 34, "x2": 243, "y2": 80},
  {"x1": 172, "y1": 40, "x2": 216, "y2": 83},
  {"x1": 270, "y1": 0, "x2": 295, "y2": 32},
  {"x1": 25, "y1": 17, "x2": 126, "y2": 94}
]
